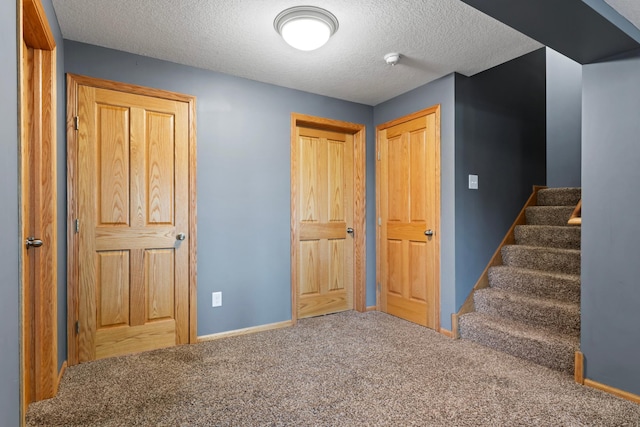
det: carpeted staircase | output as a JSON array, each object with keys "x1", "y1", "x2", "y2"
[{"x1": 458, "y1": 187, "x2": 581, "y2": 374}]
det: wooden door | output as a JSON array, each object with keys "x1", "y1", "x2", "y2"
[
  {"x1": 291, "y1": 115, "x2": 366, "y2": 320},
  {"x1": 378, "y1": 106, "x2": 441, "y2": 329},
  {"x1": 75, "y1": 84, "x2": 191, "y2": 362},
  {"x1": 20, "y1": 0, "x2": 58, "y2": 408}
]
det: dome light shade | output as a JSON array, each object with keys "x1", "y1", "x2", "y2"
[{"x1": 274, "y1": 6, "x2": 338, "y2": 51}]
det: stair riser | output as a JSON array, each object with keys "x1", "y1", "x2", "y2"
[
  {"x1": 526, "y1": 206, "x2": 575, "y2": 226},
  {"x1": 502, "y1": 247, "x2": 581, "y2": 275},
  {"x1": 473, "y1": 292, "x2": 580, "y2": 337},
  {"x1": 514, "y1": 226, "x2": 580, "y2": 250},
  {"x1": 537, "y1": 188, "x2": 581, "y2": 206},
  {"x1": 458, "y1": 318, "x2": 575, "y2": 373},
  {"x1": 488, "y1": 267, "x2": 580, "y2": 304}
]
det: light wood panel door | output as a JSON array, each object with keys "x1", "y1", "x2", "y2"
[
  {"x1": 378, "y1": 106, "x2": 440, "y2": 329},
  {"x1": 76, "y1": 85, "x2": 190, "y2": 362},
  {"x1": 293, "y1": 125, "x2": 356, "y2": 318}
]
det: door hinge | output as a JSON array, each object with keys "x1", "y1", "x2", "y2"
[
  {"x1": 74, "y1": 218, "x2": 80, "y2": 233},
  {"x1": 75, "y1": 321, "x2": 79, "y2": 334},
  {"x1": 74, "y1": 116, "x2": 79, "y2": 131},
  {"x1": 377, "y1": 282, "x2": 381, "y2": 292},
  {"x1": 377, "y1": 151, "x2": 381, "y2": 161},
  {"x1": 378, "y1": 217, "x2": 382, "y2": 226}
]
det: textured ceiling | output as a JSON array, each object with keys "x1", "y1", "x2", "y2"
[
  {"x1": 52, "y1": 0, "x2": 544, "y2": 106},
  {"x1": 605, "y1": 0, "x2": 640, "y2": 31}
]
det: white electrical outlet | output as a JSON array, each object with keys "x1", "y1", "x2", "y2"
[
  {"x1": 212, "y1": 292, "x2": 222, "y2": 307},
  {"x1": 468, "y1": 174, "x2": 479, "y2": 190}
]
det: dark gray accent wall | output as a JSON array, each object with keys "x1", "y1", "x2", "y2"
[
  {"x1": 0, "y1": 1, "x2": 20, "y2": 425},
  {"x1": 65, "y1": 41, "x2": 375, "y2": 335},
  {"x1": 373, "y1": 74, "x2": 456, "y2": 330},
  {"x1": 460, "y1": 0, "x2": 640, "y2": 63},
  {"x1": 454, "y1": 49, "x2": 547, "y2": 310},
  {"x1": 582, "y1": 53, "x2": 640, "y2": 395},
  {"x1": 546, "y1": 48, "x2": 582, "y2": 187},
  {"x1": 41, "y1": 0, "x2": 67, "y2": 372}
]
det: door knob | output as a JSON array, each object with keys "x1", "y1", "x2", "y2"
[
  {"x1": 424, "y1": 229, "x2": 434, "y2": 237},
  {"x1": 176, "y1": 233, "x2": 186, "y2": 241},
  {"x1": 25, "y1": 237, "x2": 44, "y2": 249},
  {"x1": 347, "y1": 227, "x2": 354, "y2": 235}
]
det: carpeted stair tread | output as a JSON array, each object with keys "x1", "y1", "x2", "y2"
[
  {"x1": 514, "y1": 225, "x2": 580, "y2": 249},
  {"x1": 502, "y1": 245, "x2": 580, "y2": 275},
  {"x1": 525, "y1": 206, "x2": 576, "y2": 226},
  {"x1": 473, "y1": 288, "x2": 580, "y2": 337},
  {"x1": 458, "y1": 311, "x2": 579, "y2": 373},
  {"x1": 488, "y1": 266, "x2": 580, "y2": 304},
  {"x1": 537, "y1": 187, "x2": 581, "y2": 207}
]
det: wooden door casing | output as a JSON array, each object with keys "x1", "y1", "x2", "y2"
[
  {"x1": 377, "y1": 106, "x2": 441, "y2": 330},
  {"x1": 291, "y1": 114, "x2": 366, "y2": 322},
  {"x1": 67, "y1": 75, "x2": 198, "y2": 365},
  {"x1": 20, "y1": 0, "x2": 58, "y2": 410}
]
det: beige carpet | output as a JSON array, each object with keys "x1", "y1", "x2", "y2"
[{"x1": 28, "y1": 311, "x2": 640, "y2": 426}]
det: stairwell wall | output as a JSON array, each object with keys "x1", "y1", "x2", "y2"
[
  {"x1": 546, "y1": 47, "x2": 582, "y2": 187},
  {"x1": 454, "y1": 49, "x2": 547, "y2": 311},
  {"x1": 582, "y1": 50, "x2": 640, "y2": 395}
]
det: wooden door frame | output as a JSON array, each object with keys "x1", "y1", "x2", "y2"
[
  {"x1": 290, "y1": 113, "x2": 366, "y2": 323},
  {"x1": 66, "y1": 74, "x2": 198, "y2": 365},
  {"x1": 19, "y1": 0, "x2": 58, "y2": 416},
  {"x1": 375, "y1": 105, "x2": 442, "y2": 331}
]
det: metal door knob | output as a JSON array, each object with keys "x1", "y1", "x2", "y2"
[
  {"x1": 424, "y1": 230, "x2": 434, "y2": 236},
  {"x1": 347, "y1": 227, "x2": 354, "y2": 234},
  {"x1": 176, "y1": 233, "x2": 186, "y2": 241},
  {"x1": 26, "y1": 237, "x2": 44, "y2": 249}
]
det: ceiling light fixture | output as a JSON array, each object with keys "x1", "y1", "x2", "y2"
[{"x1": 274, "y1": 6, "x2": 339, "y2": 51}]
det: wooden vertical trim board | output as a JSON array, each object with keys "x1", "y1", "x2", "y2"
[
  {"x1": 451, "y1": 313, "x2": 459, "y2": 339},
  {"x1": 454, "y1": 185, "x2": 547, "y2": 322},
  {"x1": 188, "y1": 98, "x2": 198, "y2": 344},
  {"x1": 433, "y1": 105, "x2": 441, "y2": 332},
  {"x1": 66, "y1": 74, "x2": 79, "y2": 366},
  {"x1": 439, "y1": 328, "x2": 453, "y2": 338},
  {"x1": 574, "y1": 351, "x2": 584, "y2": 385},
  {"x1": 583, "y1": 379, "x2": 640, "y2": 404},
  {"x1": 353, "y1": 129, "x2": 367, "y2": 312},
  {"x1": 21, "y1": 0, "x2": 58, "y2": 417},
  {"x1": 290, "y1": 117, "x2": 298, "y2": 325},
  {"x1": 290, "y1": 113, "x2": 366, "y2": 322},
  {"x1": 66, "y1": 74, "x2": 198, "y2": 361},
  {"x1": 55, "y1": 361, "x2": 67, "y2": 394}
]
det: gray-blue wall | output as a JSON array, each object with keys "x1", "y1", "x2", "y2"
[
  {"x1": 65, "y1": 41, "x2": 375, "y2": 335},
  {"x1": 454, "y1": 49, "x2": 547, "y2": 310},
  {"x1": 0, "y1": 1, "x2": 20, "y2": 424},
  {"x1": 546, "y1": 48, "x2": 582, "y2": 187},
  {"x1": 582, "y1": 51, "x2": 640, "y2": 395},
  {"x1": 373, "y1": 74, "x2": 457, "y2": 331}
]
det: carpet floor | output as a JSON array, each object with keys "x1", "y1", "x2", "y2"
[{"x1": 27, "y1": 311, "x2": 640, "y2": 426}]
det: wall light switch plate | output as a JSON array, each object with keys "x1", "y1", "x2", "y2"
[
  {"x1": 469, "y1": 174, "x2": 479, "y2": 190},
  {"x1": 212, "y1": 292, "x2": 222, "y2": 307}
]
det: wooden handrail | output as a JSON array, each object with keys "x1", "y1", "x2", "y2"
[
  {"x1": 451, "y1": 185, "x2": 546, "y2": 338},
  {"x1": 568, "y1": 199, "x2": 582, "y2": 226}
]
